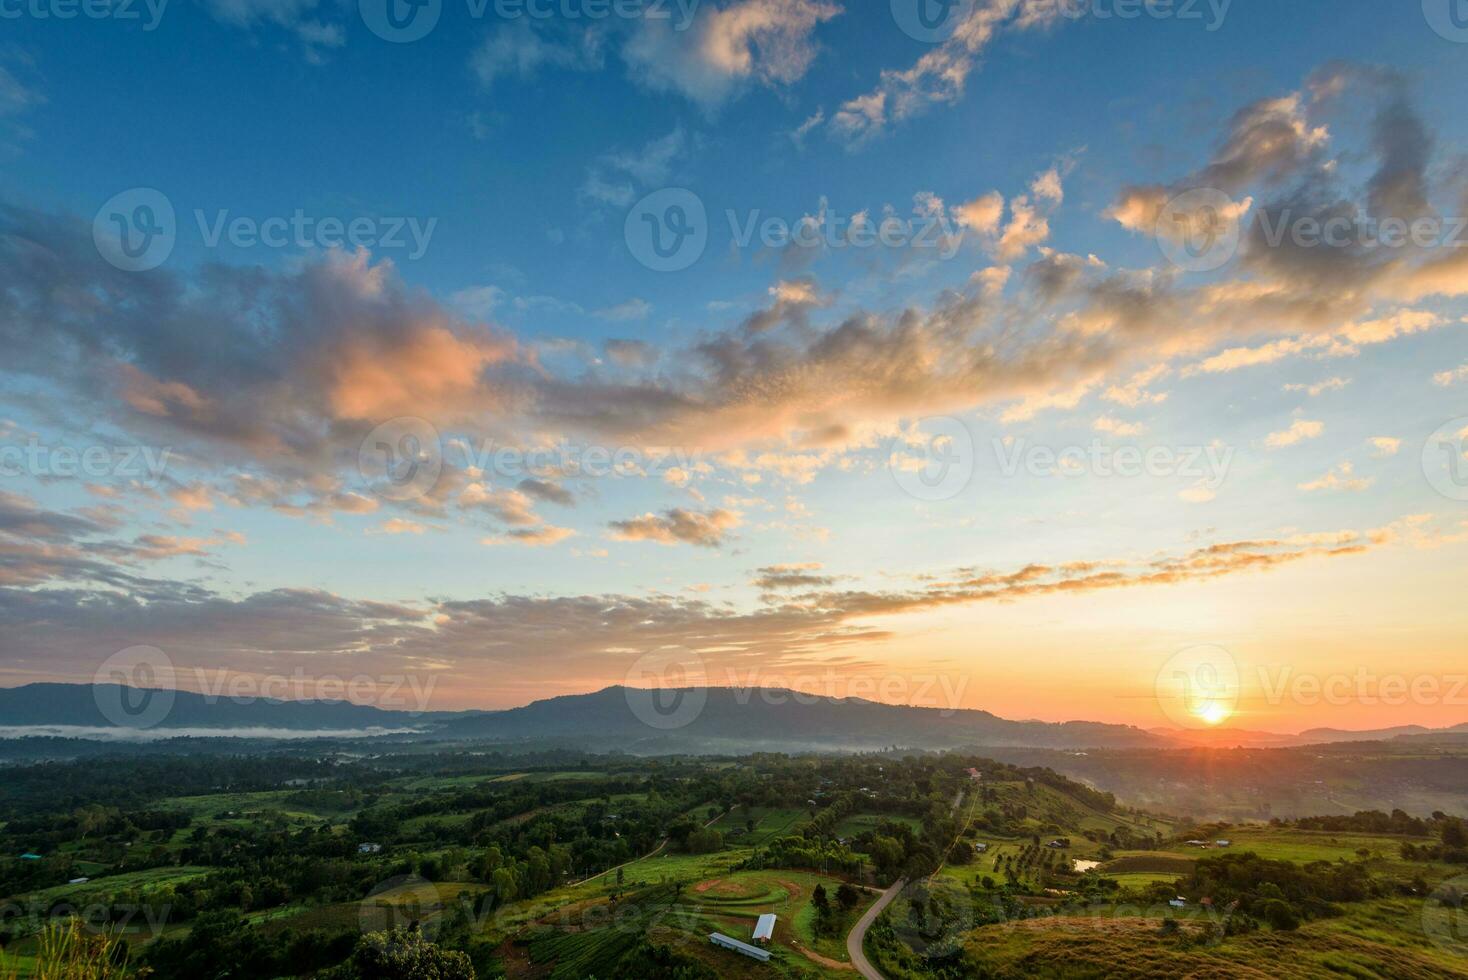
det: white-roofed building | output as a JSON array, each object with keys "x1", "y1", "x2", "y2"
[
  {"x1": 710, "y1": 933, "x2": 770, "y2": 962},
  {"x1": 753, "y1": 913, "x2": 776, "y2": 943}
]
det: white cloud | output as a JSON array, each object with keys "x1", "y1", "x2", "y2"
[
  {"x1": 471, "y1": 19, "x2": 605, "y2": 89},
  {"x1": 581, "y1": 127, "x2": 687, "y2": 208},
  {"x1": 1368, "y1": 437, "x2": 1402, "y2": 457},
  {"x1": 1093, "y1": 416, "x2": 1144, "y2": 437},
  {"x1": 1283, "y1": 377, "x2": 1351, "y2": 397},
  {"x1": 624, "y1": 0, "x2": 840, "y2": 108},
  {"x1": 1299, "y1": 462, "x2": 1372, "y2": 493},
  {"x1": 1265, "y1": 419, "x2": 1324, "y2": 448},
  {"x1": 1433, "y1": 362, "x2": 1468, "y2": 387},
  {"x1": 595, "y1": 298, "x2": 653, "y2": 321}
]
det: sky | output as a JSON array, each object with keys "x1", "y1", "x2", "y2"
[{"x1": 1, "y1": 0, "x2": 1467, "y2": 734}]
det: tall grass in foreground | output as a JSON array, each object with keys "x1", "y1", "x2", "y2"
[{"x1": 0, "y1": 919, "x2": 140, "y2": 980}]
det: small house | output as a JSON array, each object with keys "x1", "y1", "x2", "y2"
[
  {"x1": 68, "y1": 877, "x2": 90, "y2": 885},
  {"x1": 19, "y1": 853, "x2": 41, "y2": 861},
  {"x1": 974, "y1": 842, "x2": 989, "y2": 854},
  {"x1": 358, "y1": 843, "x2": 382, "y2": 854},
  {"x1": 1169, "y1": 897, "x2": 1188, "y2": 908},
  {"x1": 1215, "y1": 840, "x2": 1232, "y2": 847},
  {"x1": 753, "y1": 913, "x2": 776, "y2": 944}
]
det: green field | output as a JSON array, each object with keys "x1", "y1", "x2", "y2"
[
  {"x1": 17, "y1": 866, "x2": 212, "y2": 905},
  {"x1": 956, "y1": 899, "x2": 1468, "y2": 979},
  {"x1": 831, "y1": 812, "x2": 922, "y2": 839},
  {"x1": 711, "y1": 806, "x2": 809, "y2": 845}
]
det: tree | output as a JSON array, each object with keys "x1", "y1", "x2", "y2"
[
  {"x1": 1256, "y1": 899, "x2": 1300, "y2": 931},
  {"x1": 836, "y1": 883, "x2": 861, "y2": 912},
  {"x1": 492, "y1": 868, "x2": 517, "y2": 905},
  {"x1": 812, "y1": 884, "x2": 829, "y2": 912},
  {"x1": 336, "y1": 929, "x2": 474, "y2": 980}
]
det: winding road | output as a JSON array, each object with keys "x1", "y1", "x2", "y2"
[
  {"x1": 846, "y1": 787, "x2": 970, "y2": 978},
  {"x1": 846, "y1": 878, "x2": 904, "y2": 980}
]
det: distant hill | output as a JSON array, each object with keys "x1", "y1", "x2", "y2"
[
  {"x1": 436, "y1": 686, "x2": 1173, "y2": 750},
  {"x1": 5, "y1": 683, "x2": 1459, "y2": 753},
  {"x1": 1153, "y1": 721, "x2": 1468, "y2": 748},
  {"x1": 0, "y1": 683, "x2": 447, "y2": 730}
]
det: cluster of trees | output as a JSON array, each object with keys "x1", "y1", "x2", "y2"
[
  {"x1": 747, "y1": 835, "x2": 862, "y2": 877},
  {"x1": 474, "y1": 842, "x2": 575, "y2": 908},
  {"x1": 1285, "y1": 809, "x2": 1436, "y2": 835},
  {"x1": 323, "y1": 929, "x2": 474, "y2": 980},
  {"x1": 808, "y1": 881, "x2": 863, "y2": 938},
  {"x1": 1179, "y1": 852, "x2": 1383, "y2": 928},
  {"x1": 143, "y1": 910, "x2": 359, "y2": 979}
]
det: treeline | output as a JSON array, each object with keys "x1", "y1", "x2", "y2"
[
  {"x1": 1284, "y1": 809, "x2": 1435, "y2": 836},
  {"x1": 0, "y1": 755, "x2": 359, "y2": 817},
  {"x1": 1178, "y1": 852, "x2": 1384, "y2": 930}
]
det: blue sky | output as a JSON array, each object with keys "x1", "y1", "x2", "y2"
[{"x1": 2, "y1": 0, "x2": 1467, "y2": 729}]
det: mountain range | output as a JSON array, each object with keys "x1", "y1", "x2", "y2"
[{"x1": 2, "y1": 683, "x2": 1465, "y2": 752}]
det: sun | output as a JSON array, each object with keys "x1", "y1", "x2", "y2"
[{"x1": 1195, "y1": 700, "x2": 1232, "y2": 726}]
